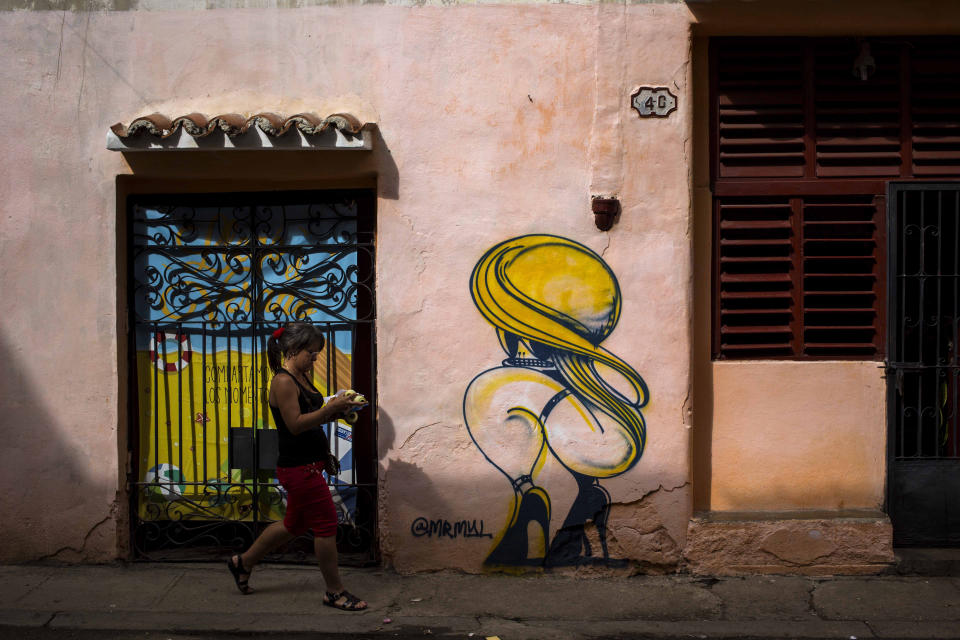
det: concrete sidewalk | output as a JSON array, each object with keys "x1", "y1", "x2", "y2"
[{"x1": 3, "y1": 563, "x2": 960, "y2": 639}]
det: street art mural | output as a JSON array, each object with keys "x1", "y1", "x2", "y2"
[{"x1": 463, "y1": 235, "x2": 649, "y2": 567}]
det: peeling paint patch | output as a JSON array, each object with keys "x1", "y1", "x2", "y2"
[
  {"x1": 602, "y1": 482, "x2": 690, "y2": 572},
  {"x1": 683, "y1": 513, "x2": 895, "y2": 576}
]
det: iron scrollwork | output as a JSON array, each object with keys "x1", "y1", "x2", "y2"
[
  {"x1": 133, "y1": 201, "x2": 373, "y2": 327},
  {"x1": 132, "y1": 194, "x2": 376, "y2": 564},
  {"x1": 260, "y1": 248, "x2": 371, "y2": 324}
]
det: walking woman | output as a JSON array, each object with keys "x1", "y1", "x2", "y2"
[{"x1": 227, "y1": 322, "x2": 368, "y2": 611}]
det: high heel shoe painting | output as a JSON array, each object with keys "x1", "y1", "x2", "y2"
[{"x1": 463, "y1": 235, "x2": 649, "y2": 568}]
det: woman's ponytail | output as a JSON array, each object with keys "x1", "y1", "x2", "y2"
[{"x1": 267, "y1": 334, "x2": 284, "y2": 374}]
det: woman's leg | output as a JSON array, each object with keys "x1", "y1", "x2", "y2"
[
  {"x1": 314, "y1": 534, "x2": 344, "y2": 592},
  {"x1": 315, "y1": 534, "x2": 367, "y2": 609},
  {"x1": 234, "y1": 520, "x2": 295, "y2": 572}
]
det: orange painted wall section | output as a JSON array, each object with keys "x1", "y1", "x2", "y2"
[{"x1": 709, "y1": 361, "x2": 886, "y2": 512}]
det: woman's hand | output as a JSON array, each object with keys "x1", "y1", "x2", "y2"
[
  {"x1": 272, "y1": 377, "x2": 366, "y2": 435},
  {"x1": 325, "y1": 390, "x2": 365, "y2": 415},
  {"x1": 325, "y1": 453, "x2": 341, "y2": 476}
]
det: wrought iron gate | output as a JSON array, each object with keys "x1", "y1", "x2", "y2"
[
  {"x1": 127, "y1": 190, "x2": 377, "y2": 562},
  {"x1": 887, "y1": 183, "x2": 960, "y2": 546}
]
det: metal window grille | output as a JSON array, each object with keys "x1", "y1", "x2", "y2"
[
  {"x1": 127, "y1": 190, "x2": 377, "y2": 563},
  {"x1": 889, "y1": 185, "x2": 960, "y2": 459}
]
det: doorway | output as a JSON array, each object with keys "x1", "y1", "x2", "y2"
[
  {"x1": 887, "y1": 183, "x2": 960, "y2": 545},
  {"x1": 127, "y1": 189, "x2": 378, "y2": 562}
]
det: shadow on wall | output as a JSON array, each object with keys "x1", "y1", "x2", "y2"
[
  {"x1": 379, "y1": 408, "x2": 505, "y2": 572},
  {"x1": 119, "y1": 125, "x2": 399, "y2": 201},
  {"x1": 0, "y1": 332, "x2": 116, "y2": 563},
  {"x1": 377, "y1": 408, "x2": 455, "y2": 554}
]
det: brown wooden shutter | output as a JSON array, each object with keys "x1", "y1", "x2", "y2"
[
  {"x1": 912, "y1": 39, "x2": 960, "y2": 176},
  {"x1": 715, "y1": 197, "x2": 795, "y2": 358},
  {"x1": 713, "y1": 36, "x2": 960, "y2": 182},
  {"x1": 715, "y1": 39, "x2": 805, "y2": 179},
  {"x1": 715, "y1": 194, "x2": 882, "y2": 359},
  {"x1": 712, "y1": 36, "x2": 960, "y2": 360},
  {"x1": 802, "y1": 195, "x2": 882, "y2": 356},
  {"x1": 814, "y1": 40, "x2": 903, "y2": 177}
]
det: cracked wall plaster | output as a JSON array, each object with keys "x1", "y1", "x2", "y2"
[{"x1": 683, "y1": 516, "x2": 895, "y2": 576}]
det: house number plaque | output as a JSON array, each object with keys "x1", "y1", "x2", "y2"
[{"x1": 631, "y1": 87, "x2": 678, "y2": 118}]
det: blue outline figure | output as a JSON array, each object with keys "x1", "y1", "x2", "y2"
[{"x1": 463, "y1": 235, "x2": 649, "y2": 567}]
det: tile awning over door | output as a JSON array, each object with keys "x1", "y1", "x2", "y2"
[{"x1": 108, "y1": 112, "x2": 373, "y2": 151}]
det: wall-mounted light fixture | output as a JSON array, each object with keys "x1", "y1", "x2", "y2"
[
  {"x1": 852, "y1": 40, "x2": 876, "y2": 81},
  {"x1": 591, "y1": 196, "x2": 620, "y2": 231}
]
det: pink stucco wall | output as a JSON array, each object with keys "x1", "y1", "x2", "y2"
[
  {"x1": 0, "y1": 3, "x2": 693, "y2": 567},
  {"x1": 376, "y1": 5, "x2": 693, "y2": 573}
]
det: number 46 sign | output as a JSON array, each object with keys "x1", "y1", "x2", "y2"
[{"x1": 631, "y1": 87, "x2": 678, "y2": 118}]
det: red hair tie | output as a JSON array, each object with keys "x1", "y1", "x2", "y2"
[{"x1": 271, "y1": 327, "x2": 285, "y2": 340}]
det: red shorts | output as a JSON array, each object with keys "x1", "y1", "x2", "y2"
[{"x1": 276, "y1": 462, "x2": 338, "y2": 538}]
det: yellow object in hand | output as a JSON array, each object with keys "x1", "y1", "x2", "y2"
[{"x1": 341, "y1": 389, "x2": 366, "y2": 404}]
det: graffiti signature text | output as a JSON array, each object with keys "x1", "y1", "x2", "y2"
[{"x1": 411, "y1": 517, "x2": 493, "y2": 539}]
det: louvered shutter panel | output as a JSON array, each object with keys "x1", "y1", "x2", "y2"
[
  {"x1": 802, "y1": 195, "x2": 882, "y2": 356},
  {"x1": 912, "y1": 39, "x2": 960, "y2": 176},
  {"x1": 715, "y1": 195, "x2": 882, "y2": 359},
  {"x1": 714, "y1": 36, "x2": 960, "y2": 182},
  {"x1": 712, "y1": 37, "x2": 960, "y2": 360},
  {"x1": 814, "y1": 40, "x2": 902, "y2": 177},
  {"x1": 715, "y1": 40, "x2": 805, "y2": 178},
  {"x1": 716, "y1": 197, "x2": 796, "y2": 358}
]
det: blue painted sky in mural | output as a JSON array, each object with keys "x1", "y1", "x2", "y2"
[{"x1": 133, "y1": 203, "x2": 359, "y2": 355}]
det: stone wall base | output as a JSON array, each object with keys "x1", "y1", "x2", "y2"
[{"x1": 683, "y1": 510, "x2": 895, "y2": 576}]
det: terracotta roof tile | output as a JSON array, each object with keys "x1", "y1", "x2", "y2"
[{"x1": 110, "y1": 112, "x2": 363, "y2": 139}]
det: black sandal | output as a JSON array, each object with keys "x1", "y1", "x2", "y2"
[
  {"x1": 227, "y1": 555, "x2": 253, "y2": 595},
  {"x1": 323, "y1": 589, "x2": 367, "y2": 611}
]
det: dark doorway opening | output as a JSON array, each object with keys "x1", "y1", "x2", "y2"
[{"x1": 887, "y1": 183, "x2": 960, "y2": 546}]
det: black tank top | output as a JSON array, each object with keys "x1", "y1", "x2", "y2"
[{"x1": 270, "y1": 369, "x2": 330, "y2": 468}]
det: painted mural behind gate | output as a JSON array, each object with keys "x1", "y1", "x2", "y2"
[
  {"x1": 463, "y1": 235, "x2": 649, "y2": 567},
  {"x1": 135, "y1": 334, "x2": 356, "y2": 524},
  {"x1": 131, "y1": 197, "x2": 368, "y2": 550}
]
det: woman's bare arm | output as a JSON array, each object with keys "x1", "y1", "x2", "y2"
[{"x1": 272, "y1": 375, "x2": 362, "y2": 436}]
